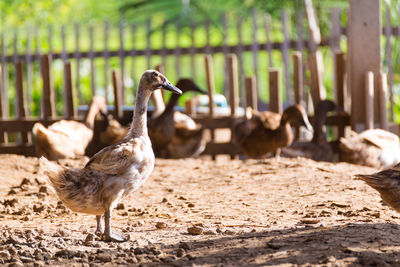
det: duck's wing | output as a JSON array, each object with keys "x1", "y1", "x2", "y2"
[
  {"x1": 85, "y1": 138, "x2": 150, "y2": 176},
  {"x1": 258, "y1": 111, "x2": 281, "y2": 130}
]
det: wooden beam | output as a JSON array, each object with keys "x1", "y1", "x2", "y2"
[
  {"x1": 378, "y1": 72, "x2": 388, "y2": 130},
  {"x1": 64, "y1": 61, "x2": 77, "y2": 119},
  {"x1": 348, "y1": 0, "x2": 381, "y2": 129},
  {"x1": 245, "y1": 76, "x2": 257, "y2": 110},
  {"x1": 112, "y1": 70, "x2": 123, "y2": 119},
  {"x1": 227, "y1": 54, "x2": 239, "y2": 116},
  {"x1": 40, "y1": 55, "x2": 56, "y2": 120},
  {"x1": 268, "y1": 68, "x2": 282, "y2": 114},
  {"x1": 365, "y1": 71, "x2": 374, "y2": 130}
]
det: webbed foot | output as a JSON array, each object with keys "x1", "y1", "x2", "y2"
[{"x1": 102, "y1": 232, "x2": 127, "y2": 242}]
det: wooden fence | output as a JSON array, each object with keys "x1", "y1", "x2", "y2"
[{"x1": 0, "y1": 5, "x2": 396, "y2": 157}]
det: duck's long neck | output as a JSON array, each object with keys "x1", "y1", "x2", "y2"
[
  {"x1": 130, "y1": 86, "x2": 152, "y2": 138},
  {"x1": 311, "y1": 112, "x2": 328, "y2": 144},
  {"x1": 162, "y1": 93, "x2": 180, "y2": 116},
  {"x1": 84, "y1": 104, "x2": 99, "y2": 129}
]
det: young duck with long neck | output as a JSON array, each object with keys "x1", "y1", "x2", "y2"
[
  {"x1": 148, "y1": 78, "x2": 206, "y2": 156},
  {"x1": 33, "y1": 96, "x2": 107, "y2": 160},
  {"x1": 282, "y1": 100, "x2": 340, "y2": 161},
  {"x1": 40, "y1": 70, "x2": 182, "y2": 242},
  {"x1": 237, "y1": 104, "x2": 313, "y2": 158}
]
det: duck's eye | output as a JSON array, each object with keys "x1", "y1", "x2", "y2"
[{"x1": 152, "y1": 72, "x2": 159, "y2": 78}]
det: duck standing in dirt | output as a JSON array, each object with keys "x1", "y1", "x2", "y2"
[{"x1": 40, "y1": 70, "x2": 182, "y2": 242}]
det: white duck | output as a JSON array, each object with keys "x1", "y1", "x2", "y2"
[
  {"x1": 32, "y1": 96, "x2": 107, "y2": 160},
  {"x1": 40, "y1": 70, "x2": 182, "y2": 242}
]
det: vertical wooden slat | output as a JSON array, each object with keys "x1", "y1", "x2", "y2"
[
  {"x1": 205, "y1": 54, "x2": 216, "y2": 160},
  {"x1": 251, "y1": 9, "x2": 259, "y2": 92},
  {"x1": 15, "y1": 61, "x2": 30, "y2": 144},
  {"x1": 26, "y1": 27, "x2": 33, "y2": 109},
  {"x1": 330, "y1": 8, "x2": 342, "y2": 53},
  {"x1": 161, "y1": 22, "x2": 167, "y2": 71},
  {"x1": 269, "y1": 68, "x2": 282, "y2": 114},
  {"x1": 61, "y1": 25, "x2": 67, "y2": 63},
  {"x1": 103, "y1": 21, "x2": 110, "y2": 103},
  {"x1": 130, "y1": 24, "x2": 136, "y2": 82},
  {"x1": 378, "y1": 72, "x2": 388, "y2": 130},
  {"x1": 64, "y1": 62, "x2": 76, "y2": 119},
  {"x1": 296, "y1": 12, "x2": 304, "y2": 52},
  {"x1": 264, "y1": 14, "x2": 273, "y2": 67},
  {"x1": 309, "y1": 51, "x2": 326, "y2": 109},
  {"x1": 146, "y1": 19, "x2": 151, "y2": 69},
  {"x1": 0, "y1": 64, "x2": 6, "y2": 143},
  {"x1": 236, "y1": 17, "x2": 245, "y2": 105},
  {"x1": 112, "y1": 70, "x2": 123, "y2": 119},
  {"x1": 227, "y1": 54, "x2": 239, "y2": 116},
  {"x1": 119, "y1": 22, "x2": 126, "y2": 102},
  {"x1": 190, "y1": 19, "x2": 196, "y2": 80},
  {"x1": 1, "y1": 33, "x2": 9, "y2": 120},
  {"x1": 175, "y1": 21, "x2": 181, "y2": 78},
  {"x1": 304, "y1": 0, "x2": 321, "y2": 53},
  {"x1": 74, "y1": 23, "x2": 82, "y2": 104},
  {"x1": 293, "y1": 52, "x2": 303, "y2": 140},
  {"x1": 245, "y1": 76, "x2": 258, "y2": 110},
  {"x1": 365, "y1": 71, "x2": 374, "y2": 130},
  {"x1": 335, "y1": 52, "x2": 347, "y2": 138},
  {"x1": 384, "y1": 4, "x2": 394, "y2": 122},
  {"x1": 40, "y1": 55, "x2": 56, "y2": 120},
  {"x1": 89, "y1": 25, "x2": 95, "y2": 96},
  {"x1": 48, "y1": 25, "x2": 53, "y2": 59},
  {"x1": 205, "y1": 20, "x2": 211, "y2": 55},
  {"x1": 185, "y1": 99, "x2": 196, "y2": 116},
  {"x1": 13, "y1": 30, "x2": 18, "y2": 63},
  {"x1": 281, "y1": 10, "x2": 291, "y2": 103},
  {"x1": 222, "y1": 14, "x2": 229, "y2": 97}
]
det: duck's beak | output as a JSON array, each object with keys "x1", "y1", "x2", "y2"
[
  {"x1": 301, "y1": 115, "x2": 313, "y2": 133},
  {"x1": 162, "y1": 79, "x2": 182, "y2": 95}
]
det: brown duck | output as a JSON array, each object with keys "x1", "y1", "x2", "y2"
[
  {"x1": 148, "y1": 78, "x2": 206, "y2": 156},
  {"x1": 40, "y1": 70, "x2": 182, "y2": 242},
  {"x1": 282, "y1": 100, "x2": 340, "y2": 162},
  {"x1": 235, "y1": 104, "x2": 313, "y2": 158}
]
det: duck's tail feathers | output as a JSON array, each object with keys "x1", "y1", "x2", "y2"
[
  {"x1": 39, "y1": 156, "x2": 67, "y2": 189},
  {"x1": 32, "y1": 123, "x2": 47, "y2": 137},
  {"x1": 355, "y1": 174, "x2": 382, "y2": 189}
]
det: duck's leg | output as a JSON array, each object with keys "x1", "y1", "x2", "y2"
[
  {"x1": 103, "y1": 207, "x2": 126, "y2": 242},
  {"x1": 274, "y1": 148, "x2": 281, "y2": 160},
  {"x1": 95, "y1": 215, "x2": 103, "y2": 236}
]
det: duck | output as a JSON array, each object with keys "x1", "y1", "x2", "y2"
[
  {"x1": 148, "y1": 78, "x2": 206, "y2": 156},
  {"x1": 99, "y1": 115, "x2": 128, "y2": 146},
  {"x1": 281, "y1": 100, "x2": 340, "y2": 161},
  {"x1": 40, "y1": 70, "x2": 182, "y2": 242},
  {"x1": 339, "y1": 128, "x2": 400, "y2": 169},
  {"x1": 234, "y1": 104, "x2": 313, "y2": 158},
  {"x1": 32, "y1": 96, "x2": 107, "y2": 160},
  {"x1": 356, "y1": 163, "x2": 400, "y2": 212}
]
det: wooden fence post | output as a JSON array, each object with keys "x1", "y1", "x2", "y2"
[
  {"x1": 40, "y1": 54, "x2": 56, "y2": 120},
  {"x1": 112, "y1": 70, "x2": 123, "y2": 119},
  {"x1": 245, "y1": 76, "x2": 257, "y2": 110},
  {"x1": 15, "y1": 61, "x2": 31, "y2": 144},
  {"x1": 64, "y1": 61, "x2": 77, "y2": 119},
  {"x1": 0, "y1": 64, "x2": 7, "y2": 144},
  {"x1": 227, "y1": 54, "x2": 239, "y2": 116},
  {"x1": 378, "y1": 72, "x2": 388, "y2": 130},
  {"x1": 269, "y1": 68, "x2": 282, "y2": 114},
  {"x1": 309, "y1": 51, "x2": 326, "y2": 109},
  {"x1": 293, "y1": 52, "x2": 303, "y2": 140},
  {"x1": 204, "y1": 54, "x2": 216, "y2": 160},
  {"x1": 365, "y1": 71, "x2": 374, "y2": 130},
  {"x1": 185, "y1": 99, "x2": 196, "y2": 116},
  {"x1": 335, "y1": 52, "x2": 347, "y2": 138}
]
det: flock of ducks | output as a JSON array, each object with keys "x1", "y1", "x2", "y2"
[{"x1": 35, "y1": 70, "x2": 400, "y2": 242}]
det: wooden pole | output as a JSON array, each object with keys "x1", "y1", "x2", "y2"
[
  {"x1": 365, "y1": 71, "x2": 374, "y2": 130},
  {"x1": 348, "y1": 0, "x2": 381, "y2": 130},
  {"x1": 335, "y1": 52, "x2": 347, "y2": 138},
  {"x1": 204, "y1": 54, "x2": 216, "y2": 160},
  {"x1": 293, "y1": 52, "x2": 303, "y2": 105},
  {"x1": 245, "y1": 76, "x2": 257, "y2": 110},
  {"x1": 378, "y1": 72, "x2": 388, "y2": 130},
  {"x1": 269, "y1": 68, "x2": 282, "y2": 114},
  {"x1": 64, "y1": 61, "x2": 77, "y2": 119},
  {"x1": 112, "y1": 70, "x2": 123, "y2": 119},
  {"x1": 0, "y1": 64, "x2": 6, "y2": 144},
  {"x1": 15, "y1": 61, "x2": 31, "y2": 144},
  {"x1": 185, "y1": 99, "x2": 196, "y2": 116},
  {"x1": 227, "y1": 54, "x2": 239, "y2": 116},
  {"x1": 40, "y1": 55, "x2": 55, "y2": 120},
  {"x1": 304, "y1": 0, "x2": 321, "y2": 53},
  {"x1": 309, "y1": 51, "x2": 326, "y2": 109}
]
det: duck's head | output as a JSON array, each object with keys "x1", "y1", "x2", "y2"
[
  {"x1": 282, "y1": 104, "x2": 313, "y2": 132},
  {"x1": 175, "y1": 79, "x2": 207, "y2": 95},
  {"x1": 90, "y1": 95, "x2": 108, "y2": 116},
  {"x1": 316, "y1": 100, "x2": 343, "y2": 115},
  {"x1": 140, "y1": 70, "x2": 182, "y2": 95}
]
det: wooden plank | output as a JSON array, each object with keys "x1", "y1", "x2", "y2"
[
  {"x1": 245, "y1": 76, "x2": 258, "y2": 110},
  {"x1": 203, "y1": 142, "x2": 240, "y2": 156},
  {"x1": 205, "y1": 20, "x2": 211, "y2": 55},
  {"x1": 175, "y1": 21, "x2": 181, "y2": 78},
  {"x1": 112, "y1": 70, "x2": 123, "y2": 119},
  {"x1": 293, "y1": 52, "x2": 303, "y2": 105},
  {"x1": 348, "y1": 0, "x2": 381, "y2": 129},
  {"x1": 119, "y1": 22, "x2": 126, "y2": 99},
  {"x1": 264, "y1": 13, "x2": 273, "y2": 67},
  {"x1": 296, "y1": 12, "x2": 304, "y2": 52},
  {"x1": 15, "y1": 61, "x2": 31, "y2": 144},
  {"x1": 251, "y1": 9, "x2": 259, "y2": 90},
  {"x1": 89, "y1": 25, "x2": 95, "y2": 96},
  {"x1": 222, "y1": 14, "x2": 229, "y2": 96},
  {"x1": 104, "y1": 21, "x2": 110, "y2": 103},
  {"x1": 40, "y1": 55, "x2": 56, "y2": 120},
  {"x1": 190, "y1": 19, "x2": 196, "y2": 80},
  {"x1": 146, "y1": 19, "x2": 151, "y2": 69},
  {"x1": 236, "y1": 17, "x2": 245, "y2": 105},
  {"x1": 330, "y1": 7, "x2": 342, "y2": 53},
  {"x1": 281, "y1": 10, "x2": 291, "y2": 103},
  {"x1": 64, "y1": 61, "x2": 76, "y2": 119},
  {"x1": 0, "y1": 64, "x2": 6, "y2": 143},
  {"x1": 365, "y1": 71, "x2": 374, "y2": 130},
  {"x1": 269, "y1": 68, "x2": 282, "y2": 114},
  {"x1": 161, "y1": 22, "x2": 167, "y2": 70},
  {"x1": 47, "y1": 25, "x2": 53, "y2": 59},
  {"x1": 0, "y1": 145, "x2": 36, "y2": 156},
  {"x1": 309, "y1": 51, "x2": 326, "y2": 109},
  {"x1": 378, "y1": 72, "x2": 389, "y2": 130},
  {"x1": 74, "y1": 23, "x2": 82, "y2": 104},
  {"x1": 13, "y1": 30, "x2": 18, "y2": 64},
  {"x1": 384, "y1": 4, "x2": 394, "y2": 122},
  {"x1": 204, "y1": 54, "x2": 215, "y2": 160},
  {"x1": 227, "y1": 54, "x2": 239, "y2": 116},
  {"x1": 185, "y1": 99, "x2": 196, "y2": 116},
  {"x1": 0, "y1": 33, "x2": 8, "y2": 120},
  {"x1": 26, "y1": 27, "x2": 32, "y2": 109},
  {"x1": 335, "y1": 52, "x2": 347, "y2": 138},
  {"x1": 304, "y1": 0, "x2": 321, "y2": 53},
  {"x1": 61, "y1": 25, "x2": 67, "y2": 63}
]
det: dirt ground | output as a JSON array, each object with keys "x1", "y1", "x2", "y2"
[{"x1": 1, "y1": 154, "x2": 400, "y2": 266}]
